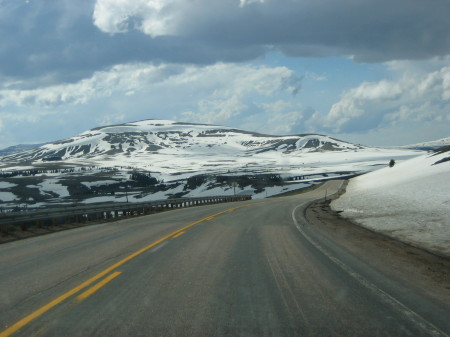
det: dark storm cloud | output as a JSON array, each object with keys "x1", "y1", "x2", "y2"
[
  {"x1": 184, "y1": 0, "x2": 450, "y2": 62},
  {"x1": 1, "y1": 0, "x2": 449, "y2": 87},
  {"x1": 0, "y1": 0, "x2": 265, "y2": 86}
]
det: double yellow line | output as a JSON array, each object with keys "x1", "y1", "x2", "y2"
[{"x1": 0, "y1": 203, "x2": 253, "y2": 337}]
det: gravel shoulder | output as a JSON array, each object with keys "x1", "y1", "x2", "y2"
[{"x1": 305, "y1": 189, "x2": 450, "y2": 311}]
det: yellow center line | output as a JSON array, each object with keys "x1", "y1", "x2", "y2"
[
  {"x1": 172, "y1": 231, "x2": 186, "y2": 239},
  {"x1": 76, "y1": 272, "x2": 122, "y2": 302},
  {"x1": 0, "y1": 202, "x2": 260, "y2": 337}
]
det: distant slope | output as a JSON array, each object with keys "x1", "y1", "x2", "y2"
[
  {"x1": 1, "y1": 120, "x2": 420, "y2": 181},
  {"x1": 0, "y1": 143, "x2": 46, "y2": 156},
  {"x1": 0, "y1": 119, "x2": 425, "y2": 208},
  {"x1": 332, "y1": 148, "x2": 450, "y2": 257},
  {"x1": 399, "y1": 136, "x2": 450, "y2": 151},
  {"x1": 3, "y1": 119, "x2": 363, "y2": 162},
  {"x1": 1, "y1": 119, "x2": 424, "y2": 181}
]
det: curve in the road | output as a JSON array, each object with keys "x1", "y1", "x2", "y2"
[{"x1": 0, "y1": 180, "x2": 448, "y2": 337}]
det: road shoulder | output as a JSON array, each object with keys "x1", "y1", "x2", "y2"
[{"x1": 304, "y1": 194, "x2": 450, "y2": 311}]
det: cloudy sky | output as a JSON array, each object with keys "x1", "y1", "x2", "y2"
[{"x1": 0, "y1": 0, "x2": 449, "y2": 148}]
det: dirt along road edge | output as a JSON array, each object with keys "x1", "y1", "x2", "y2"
[{"x1": 303, "y1": 181, "x2": 450, "y2": 311}]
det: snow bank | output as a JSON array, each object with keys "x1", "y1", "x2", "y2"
[
  {"x1": 81, "y1": 180, "x2": 118, "y2": 188},
  {"x1": 332, "y1": 150, "x2": 450, "y2": 257},
  {"x1": 0, "y1": 182, "x2": 16, "y2": 188},
  {"x1": 38, "y1": 179, "x2": 70, "y2": 198},
  {"x1": 0, "y1": 191, "x2": 18, "y2": 202}
]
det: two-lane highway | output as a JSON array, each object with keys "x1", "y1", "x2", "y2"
[{"x1": 1, "y1": 181, "x2": 449, "y2": 336}]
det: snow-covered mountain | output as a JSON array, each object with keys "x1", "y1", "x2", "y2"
[
  {"x1": 4, "y1": 119, "x2": 362, "y2": 162},
  {"x1": 0, "y1": 119, "x2": 420, "y2": 180},
  {"x1": 0, "y1": 119, "x2": 424, "y2": 208}
]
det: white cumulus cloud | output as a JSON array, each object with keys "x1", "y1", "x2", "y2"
[
  {"x1": 93, "y1": 0, "x2": 179, "y2": 36},
  {"x1": 239, "y1": 0, "x2": 264, "y2": 8},
  {"x1": 322, "y1": 65, "x2": 450, "y2": 133},
  {"x1": 179, "y1": 63, "x2": 302, "y2": 125},
  {"x1": 93, "y1": 0, "x2": 266, "y2": 37},
  {"x1": 0, "y1": 62, "x2": 303, "y2": 146},
  {"x1": 260, "y1": 100, "x2": 305, "y2": 134}
]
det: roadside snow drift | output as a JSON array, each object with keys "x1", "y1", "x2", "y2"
[{"x1": 332, "y1": 149, "x2": 450, "y2": 257}]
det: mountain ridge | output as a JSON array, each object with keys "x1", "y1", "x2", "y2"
[
  {"x1": 1, "y1": 119, "x2": 365, "y2": 167},
  {"x1": 0, "y1": 143, "x2": 47, "y2": 157},
  {"x1": 0, "y1": 119, "x2": 425, "y2": 208}
]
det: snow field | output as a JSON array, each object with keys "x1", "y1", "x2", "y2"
[
  {"x1": 37, "y1": 179, "x2": 70, "y2": 198},
  {"x1": 0, "y1": 182, "x2": 18, "y2": 202},
  {"x1": 0, "y1": 182, "x2": 16, "y2": 188},
  {"x1": 0, "y1": 191, "x2": 18, "y2": 202},
  {"x1": 0, "y1": 119, "x2": 430, "y2": 210},
  {"x1": 332, "y1": 151, "x2": 450, "y2": 257}
]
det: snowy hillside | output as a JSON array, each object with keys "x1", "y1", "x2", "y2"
[
  {"x1": 0, "y1": 119, "x2": 421, "y2": 181},
  {"x1": 399, "y1": 136, "x2": 450, "y2": 150},
  {"x1": 0, "y1": 119, "x2": 424, "y2": 209},
  {"x1": 3, "y1": 119, "x2": 363, "y2": 166},
  {"x1": 0, "y1": 143, "x2": 45, "y2": 156},
  {"x1": 331, "y1": 148, "x2": 450, "y2": 257}
]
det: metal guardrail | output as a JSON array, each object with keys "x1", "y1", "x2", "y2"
[{"x1": 0, "y1": 195, "x2": 252, "y2": 231}]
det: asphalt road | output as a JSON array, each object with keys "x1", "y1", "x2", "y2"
[{"x1": 0, "y1": 181, "x2": 449, "y2": 337}]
